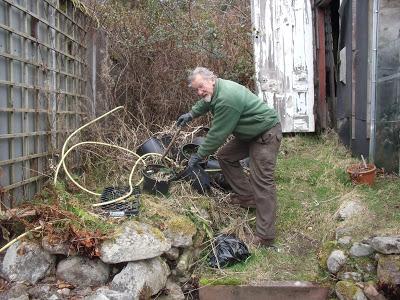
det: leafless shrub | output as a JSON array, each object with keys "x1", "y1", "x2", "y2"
[{"x1": 81, "y1": 0, "x2": 254, "y2": 129}]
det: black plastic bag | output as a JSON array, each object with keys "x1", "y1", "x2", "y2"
[{"x1": 209, "y1": 234, "x2": 250, "y2": 268}]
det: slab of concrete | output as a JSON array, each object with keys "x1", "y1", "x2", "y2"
[{"x1": 199, "y1": 281, "x2": 329, "y2": 300}]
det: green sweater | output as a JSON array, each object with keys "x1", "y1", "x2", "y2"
[{"x1": 191, "y1": 79, "x2": 279, "y2": 157}]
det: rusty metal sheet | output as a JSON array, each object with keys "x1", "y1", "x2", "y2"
[
  {"x1": 251, "y1": 0, "x2": 315, "y2": 132},
  {"x1": 199, "y1": 281, "x2": 329, "y2": 300}
]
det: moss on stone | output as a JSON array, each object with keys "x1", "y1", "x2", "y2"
[
  {"x1": 166, "y1": 216, "x2": 197, "y2": 236},
  {"x1": 335, "y1": 280, "x2": 358, "y2": 299},
  {"x1": 318, "y1": 240, "x2": 337, "y2": 268},
  {"x1": 150, "y1": 225, "x2": 166, "y2": 241}
]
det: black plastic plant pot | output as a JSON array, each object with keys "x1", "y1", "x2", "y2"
[
  {"x1": 179, "y1": 143, "x2": 207, "y2": 166},
  {"x1": 142, "y1": 164, "x2": 174, "y2": 195},
  {"x1": 160, "y1": 134, "x2": 172, "y2": 147},
  {"x1": 136, "y1": 137, "x2": 165, "y2": 156},
  {"x1": 175, "y1": 165, "x2": 211, "y2": 195}
]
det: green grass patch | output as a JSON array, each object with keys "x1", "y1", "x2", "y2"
[{"x1": 198, "y1": 132, "x2": 399, "y2": 285}]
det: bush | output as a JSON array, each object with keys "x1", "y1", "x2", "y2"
[{"x1": 83, "y1": 0, "x2": 254, "y2": 129}]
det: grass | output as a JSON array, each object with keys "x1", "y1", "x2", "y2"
[
  {"x1": 29, "y1": 130, "x2": 399, "y2": 288},
  {"x1": 198, "y1": 131, "x2": 400, "y2": 286}
]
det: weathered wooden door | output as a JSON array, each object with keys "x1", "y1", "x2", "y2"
[{"x1": 251, "y1": 0, "x2": 315, "y2": 132}]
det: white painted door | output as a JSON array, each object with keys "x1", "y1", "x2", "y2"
[{"x1": 251, "y1": 0, "x2": 315, "y2": 132}]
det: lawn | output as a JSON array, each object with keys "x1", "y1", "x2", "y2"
[{"x1": 198, "y1": 131, "x2": 400, "y2": 286}]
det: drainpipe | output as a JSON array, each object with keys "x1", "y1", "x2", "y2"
[{"x1": 369, "y1": 0, "x2": 379, "y2": 162}]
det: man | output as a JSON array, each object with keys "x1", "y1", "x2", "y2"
[{"x1": 177, "y1": 67, "x2": 282, "y2": 247}]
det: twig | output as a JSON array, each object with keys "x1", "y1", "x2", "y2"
[{"x1": 0, "y1": 225, "x2": 43, "y2": 253}]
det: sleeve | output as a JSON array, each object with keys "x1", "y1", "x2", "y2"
[
  {"x1": 197, "y1": 105, "x2": 241, "y2": 157},
  {"x1": 190, "y1": 100, "x2": 211, "y2": 118}
]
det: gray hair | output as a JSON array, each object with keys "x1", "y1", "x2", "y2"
[{"x1": 188, "y1": 67, "x2": 217, "y2": 86}]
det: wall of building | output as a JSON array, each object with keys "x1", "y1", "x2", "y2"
[{"x1": 251, "y1": 0, "x2": 315, "y2": 133}]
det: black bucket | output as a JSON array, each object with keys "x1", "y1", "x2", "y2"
[
  {"x1": 136, "y1": 137, "x2": 165, "y2": 156},
  {"x1": 175, "y1": 165, "x2": 211, "y2": 194},
  {"x1": 142, "y1": 164, "x2": 175, "y2": 195}
]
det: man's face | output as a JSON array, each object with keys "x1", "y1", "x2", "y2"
[{"x1": 190, "y1": 74, "x2": 215, "y2": 102}]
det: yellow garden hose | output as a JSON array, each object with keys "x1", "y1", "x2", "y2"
[
  {"x1": 53, "y1": 105, "x2": 221, "y2": 207},
  {"x1": 54, "y1": 106, "x2": 125, "y2": 186}
]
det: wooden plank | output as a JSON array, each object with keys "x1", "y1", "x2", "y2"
[
  {"x1": 0, "y1": 152, "x2": 52, "y2": 167},
  {"x1": 251, "y1": 0, "x2": 315, "y2": 132},
  {"x1": 351, "y1": 0, "x2": 357, "y2": 140},
  {"x1": 317, "y1": 8, "x2": 327, "y2": 129},
  {"x1": 0, "y1": 107, "x2": 85, "y2": 114},
  {"x1": 2, "y1": 175, "x2": 47, "y2": 192},
  {"x1": 0, "y1": 79, "x2": 88, "y2": 98},
  {"x1": 0, "y1": 129, "x2": 74, "y2": 139},
  {"x1": 6, "y1": 1, "x2": 14, "y2": 206},
  {"x1": 23, "y1": 1, "x2": 29, "y2": 200}
]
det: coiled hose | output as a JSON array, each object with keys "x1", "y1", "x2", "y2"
[{"x1": 53, "y1": 106, "x2": 174, "y2": 207}]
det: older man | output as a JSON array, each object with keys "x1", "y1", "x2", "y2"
[{"x1": 177, "y1": 67, "x2": 282, "y2": 247}]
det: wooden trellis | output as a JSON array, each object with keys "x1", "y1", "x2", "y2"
[{"x1": 0, "y1": 0, "x2": 88, "y2": 208}]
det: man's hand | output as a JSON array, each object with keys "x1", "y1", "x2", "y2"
[
  {"x1": 188, "y1": 153, "x2": 203, "y2": 168},
  {"x1": 176, "y1": 112, "x2": 193, "y2": 127}
]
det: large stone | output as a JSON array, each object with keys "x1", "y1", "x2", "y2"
[
  {"x1": 99, "y1": 221, "x2": 171, "y2": 264},
  {"x1": 336, "y1": 200, "x2": 364, "y2": 221},
  {"x1": 377, "y1": 255, "x2": 400, "y2": 286},
  {"x1": 111, "y1": 257, "x2": 169, "y2": 299},
  {"x1": 327, "y1": 250, "x2": 347, "y2": 274},
  {"x1": 2, "y1": 241, "x2": 55, "y2": 284},
  {"x1": 164, "y1": 216, "x2": 197, "y2": 248},
  {"x1": 176, "y1": 248, "x2": 197, "y2": 277},
  {"x1": 85, "y1": 287, "x2": 132, "y2": 300},
  {"x1": 335, "y1": 281, "x2": 367, "y2": 300},
  {"x1": 42, "y1": 236, "x2": 75, "y2": 256},
  {"x1": 350, "y1": 243, "x2": 374, "y2": 257},
  {"x1": 370, "y1": 236, "x2": 400, "y2": 254},
  {"x1": 158, "y1": 278, "x2": 185, "y2": 300},
  {"x1": 56, "y1": 256, "x2": 110, "y2": 287},
  {"x1": 363, "y1": 283, "x2": 387, "y2": 300}
]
